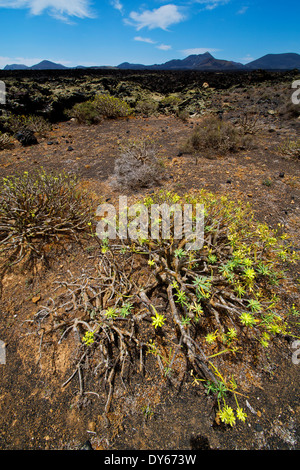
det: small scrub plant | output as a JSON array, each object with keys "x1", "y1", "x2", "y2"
[
  {"x1": 181, "y1": 115, "x2": 252, "y2": 158},
  {"x1": 0, "y1": 131, "x2": 14, "y2": 150},
  {"x1": 0, "y1": 169, "x2": 94, "y2": 265},
  {"x1": 278, "y1": 138, "x2": 300, "y2": 159},
  {"x1": 7, "y1": 114, "x2": 51, "y2": 137},
  {"x1": 238, "y1": 112, "x2": 261, "y2": 135},
  {"x1": 70, "y1": 94, "x2": 132, "y2": 124},
  {"x1": 110, "y1": 137, "x2": 163, "y2": 190},
  {"x1": 93, "y1": 94, "x2": 132, "y2": 119},
  {"x1": 69, "y1": 101, "x2": 102, "y2": 125},
  {"x1": 135, "y1": 99, "x2": 158, "y2": 116}
]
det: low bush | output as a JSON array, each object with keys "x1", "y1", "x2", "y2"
[
  {"x1": 68, "y1": 101, "x2": 102, "y2": 125},
  {"x1": 135, "y1": 99, "x2": 158, "y2": 116},
  {"x1": 181, "y1": 115, "x2": 251, "y2": 157},
  {"x1": 0, "y1": 169, "x2": 94, "y2": 265},
  {"x1": 7, "y1": 114, "x2": 52, "y2": 137},
  {"x1": 0, "y1": 131, "x2": 14, "y2": 150},
  {"x1": 278, "y1": 137, "x2": 300, "y2": 159},
  {"x1": 69, "y1": 94, "x2": 133, "y2": 124},
  {"x1": 110, "y1": 137, "x2": 164, "y2": 190},
  {"x1": 93, "y1": 94, "x2": 132, "y2": 119}
]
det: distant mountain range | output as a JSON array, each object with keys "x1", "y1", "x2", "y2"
[
  {"x1": 3, "y1": 52, "x2": 300, "y2": 71},
  {"x1": 4, "y1": 60, "x2": 67, "y2": 70}
]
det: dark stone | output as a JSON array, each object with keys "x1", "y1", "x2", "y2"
[
  {"x1": 80, "y1": 440, "x2": 93, "y2": 450},
  {"x1": 279, "y1": 172, "x2": 285, "y2": 178},
  {"x1": 67, "y1": 146, "x2": 74, "y2": 151},
  {"x1": 15, "y1": 129, "x2": 38, "y2": 147}
]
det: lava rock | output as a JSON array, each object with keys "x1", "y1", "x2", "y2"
[
  {"x1": 80, "y1": 440, "x2": 93, "y2": 450},
  {"x1": 16, "y1": 129, "x2": 38, "y2": 147}
]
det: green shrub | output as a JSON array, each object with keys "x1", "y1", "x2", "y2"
[
  {"x1": 181, "y1": 115, "x2": 251, "y2": 156},
  {"x1": 93, "y1": 94, "x2": 132, "y2": 119},
  {"x1": 70, "y1": 94, "x2": 133, "y2": 124},
  {"x1": 69, "y1": 101, "x2": 102, "y2": 125},
  {"x1": 0, "y1": 169, "x2": 94, "y2": 265},
  {"x1": 135, "y1": 99, "x2": 158, "y2": 116},
  {"x1": 7, "y1": 114, "x2": 51, "y2": 137}
]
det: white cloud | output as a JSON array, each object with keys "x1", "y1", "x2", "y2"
[
  {"x1": 0, "y1": 0, "x2": 95, "y2": 21},
  {"x1": 156, "y1": 44, "x2": 172, "y2": 51},
  {"x1": 181, "y1": 47, "x2": 219, "y2": 56},
  {"x1": 110, "y1": 0, "x2": 123, "y2": 14},
  {"x1": 134, "y1": 36, "x2": 157, "y2": 44},
  {"x1": 191, "y1": 0, "x2": 229, "y2": 5},
  {"x1": 126, "y1": 4, "x2": 186, "y2": 31},
  {"x1": 186, "y1": 0, "x2": 230, "y2": 11}
]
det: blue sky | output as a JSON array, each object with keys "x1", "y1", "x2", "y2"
[{"x1": 0, "y1": 0, "x2": 299, "y2": 69}]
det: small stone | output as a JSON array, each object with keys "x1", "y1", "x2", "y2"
[
  {"x1": 32, "y1": 295, "x2": 41, "y2": 303},
  {"x1": 67, "y1": 146, "x2": 74, "y2": 151},
  {"x1": 279, "y1": 172, "x2": 285, "y2": 178},
  {"x1": 80, "y1": 440, "x2": 93, "y2": 450},
  {"x1": 254, "y1": 423, "x2": 263, "y2": 432}
]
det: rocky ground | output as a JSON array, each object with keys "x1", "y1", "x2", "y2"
[{"x1": 0, "y1": 70, "x2": 299, "y2": 450}]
